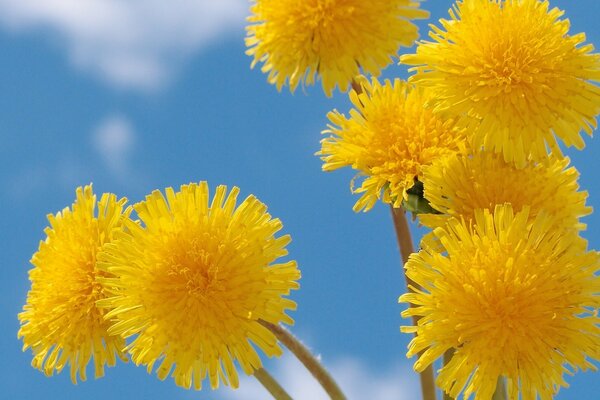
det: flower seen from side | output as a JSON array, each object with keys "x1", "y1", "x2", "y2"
[
  {"x1": 419, "y1": 151, "x2": 591, "y2": 236},
  {"x1": 18, "y1": 185, "x2": 130, "y2": 383},
  {"x1": 400, "y1": 205, "x2": 600, "y2": 400},
  {"x1": 246, "y1": 0, "x2": 429, "y2": 96},
  {"x1": 401, "y1": 0, "x2": 600, "y2": 166},
  {"x1": 97, "y1": 182, "x2": 300, "y2": 390},
  {"x1": 319, "y1": 77, "x2": 466, "y2": 212}
]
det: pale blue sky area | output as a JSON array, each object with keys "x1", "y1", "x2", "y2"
[{"x1": 1, "y1": 1, "x2": 599, "y2": 399}]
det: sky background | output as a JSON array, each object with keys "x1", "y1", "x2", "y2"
[{"x1": 1, "y1": 1, "x2": 599, "y2": 399}]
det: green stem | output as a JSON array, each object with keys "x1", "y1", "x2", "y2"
[
  {"x1": 253, "y1": 367, "x2": 293, "y2": 400},
  {"x1": 492, "y1": 376, "x2": 508, "y2": 400},
  {"x1": 260, "y1": 320, "x2": 347, "y2": 400},
  {"x1": 390, "y1": 206, "x2": 438, "y2": 400}
]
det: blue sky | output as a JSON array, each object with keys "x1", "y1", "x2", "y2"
[{"x1": 1, "y1": 1, "x2": 599, "y2": 399}]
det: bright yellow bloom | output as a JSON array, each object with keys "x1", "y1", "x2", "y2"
[
  {"x1": 401, "y1": 0, "x2": 600, "y2": 166},
  {"x1": 400, "y1": 205, "x2": 600, "y2": 400},
  {"x1": 319, "y1": 78, "x2": 466, "y2": 212},
  {"x1": 18, "y1": 185, "x2": 130, "y2": 383},
  {"x1": 246, "y1": 0, "x2": 429, "y2": 97},
  {"x1": 97, "y1": 182, "x2": 300, "y2": 390},
  {"x1": 420, "y1": 152, "x2": 591, "y2": 237}
]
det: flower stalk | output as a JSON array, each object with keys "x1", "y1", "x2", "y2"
[
  {"x1": 390, "y1": 205, "x2": 437, "y2": 400},
  {"x1": 253, "y1": 367, "x2": 293, "y2": 400},
  {"x1": 260, "y1": 320, "x2": 347, "y2": 400}
]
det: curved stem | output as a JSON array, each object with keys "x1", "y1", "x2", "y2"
[
  {"x1": 390, "y1": 205, "x2": 437, "y2": 400},
  {"x1": 260, "y1": 320, "x2": 347, "y2": 400},
  {"x1": 253, "y1": 367, "x2": 293, "y2": 400}
]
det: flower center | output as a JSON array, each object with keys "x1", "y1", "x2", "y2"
[{"x1": 166, "y1": 237, "x2": 224, "y2": 299}]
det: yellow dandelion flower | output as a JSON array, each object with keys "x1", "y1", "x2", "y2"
[
  {"x1": 246, "y1": 0, "x2": 429, "y2": 97},
  {"x1": 18, "y1": 185, "x2": 130, "y2": 383},
  {"x1": 319, "y1": 78, "x2": 466, "y2": 212},
  {"x1": 400, "y1": 205, "x2": 600, "y2": 400},
  {"x1": 401, "y1": 0, "x2": 600, "y2": 166},
  {"x1": 420, "y1": 152, "x2": 591, "y2": 238},
  {"x1": 97, "y1": 182, "x2": 300, "y2": 390}
]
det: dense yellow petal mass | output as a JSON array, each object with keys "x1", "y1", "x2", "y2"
[
  {"x1": 18, "y1": 185, "x2": 130, "y2": 383},
  {"x1": 319, "y1": 78, "x2": 466, "y2": 212},
  {"x1": 401, "y1": 205, "x2": 600, "y2": 400},
  {"x1": 401, "y1": 0, "x2": 600, "y2": 166},
  {"x1": 420, "y1": 152, "x2": 591, "y2": 237},
  {"x1": 97, "y1": 182, "x2": 300, "y2": 390},
  {"x1": 246, "y1": 0, "x2": 429, "y2": 96}
]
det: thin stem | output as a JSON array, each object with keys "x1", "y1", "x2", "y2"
[
  {"x1": 390, "y1": 205, "x2": 437, "y2": 400},
  {"x1": 390, "y1": 206, "x2": 416, "y2": 268},
  {"x1": 442, "y1": 349, "x2": 455, "y2": 400},
  {"x1": 260, "y1": 320, "x2": 347, "y2": 400},
  {"x1": 253, "y1": 367, "x2": 293, "y2": 400},
  {"x1": 492, "y1": 376, "x2": 508, "y2": 400}
]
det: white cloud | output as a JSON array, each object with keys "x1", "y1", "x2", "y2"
[
  {"x1": 214, "y1": 353, "x2": 420, "y2": 400},
  {"x1": 92, "y1": 114, "x2": 135, "y2": 177},
  {"x1": 0, "y1": 0, "x2": 247, "y2": 90}
]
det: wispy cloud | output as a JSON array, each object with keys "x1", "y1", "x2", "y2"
[
  {"x1": 212, "y1": 353, "x2": 419, "y2": 400},
  {"x1": 0, "y1": 0, "x2": 247, "y2": 90},
  {"x1": 92, "y1": 114, "x2": 136, "y2": 177}
]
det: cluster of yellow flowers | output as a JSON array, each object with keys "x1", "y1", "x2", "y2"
[
  {"x1": 19, "y1": 0, "x2": 600, "y2": 399},
  {"x1": 309, "y1": 0, "x2": 600, "y2": 398},
  {"x1": 18, "y1": 183, "x2": 300, "y2": 390}
]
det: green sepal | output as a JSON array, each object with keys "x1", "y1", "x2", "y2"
[{"x1": 401, "y1": 178, "x2": 441, "y2": 215}]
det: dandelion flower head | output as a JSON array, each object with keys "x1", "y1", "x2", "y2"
[
  {"x1": 420, "y1": 151, "x2": 591, "y2": 234},
  {"x1": 246, "y1": 0, "x2": 429, "y2": 96},
  {"x1": 401, "y1": 0, "x2": 600, "y2": 166},
  {"x1": 98, "y1": 182, "x2": 300, "y2": 390},
  {"x1": 18, "y1": 185, "x2": 130, "y2": 383},
  {"x1": 319, "y1": 78, "x2": 466, "y2": 212},
  {"x1": 401, "y1": 205, "x2": 600, "y2": 400}
]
